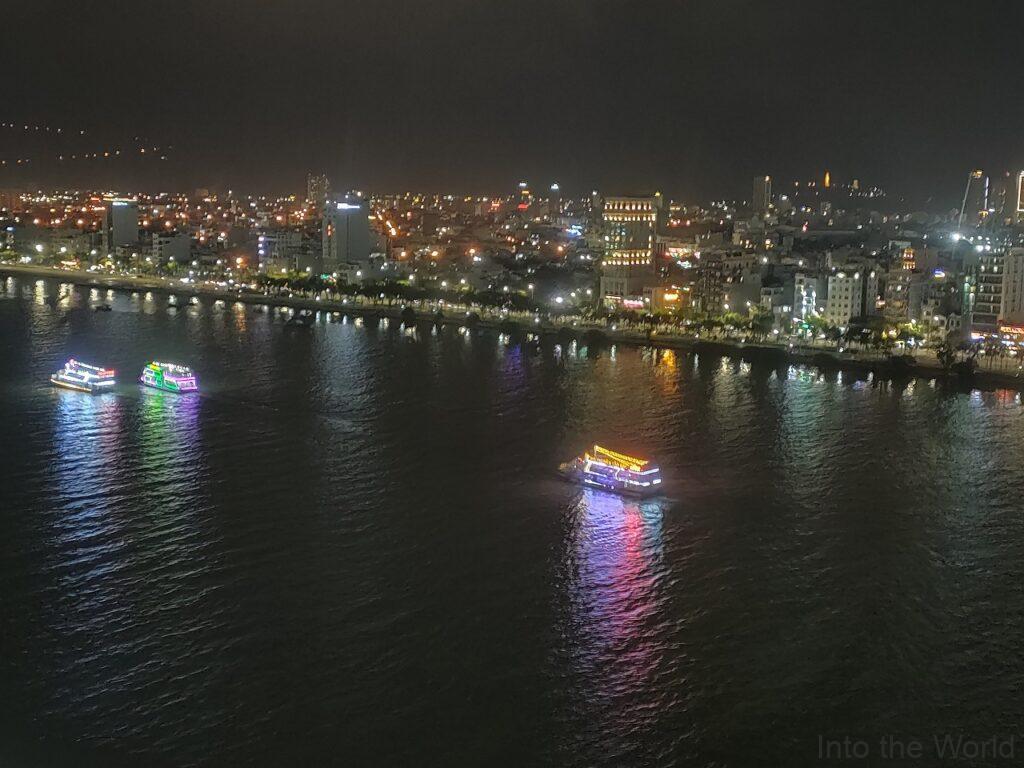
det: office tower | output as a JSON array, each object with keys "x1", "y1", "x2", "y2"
[
  {"x1": 306, "y1": 174, "x2": 331, "y2": 207},
  {"x1": 752, "y1": 175, "x2": 771, "y2": 215},
  {"x1": 322, "y1": 200, "x2": 370, "y2": 271},
  {"x1": 599, "y1": 195, "x2": 659, "y2": 303},
  {"x1": 104, "y1": 198, "x2": 139, "y2": 251}
]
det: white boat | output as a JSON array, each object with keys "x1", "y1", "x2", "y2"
[{"x1": 50, "y1": 359, "x2": 117, "y2": 394}]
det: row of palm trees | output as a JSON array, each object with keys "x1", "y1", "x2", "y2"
[
  {"x1": 253, "y1": 273, "x2": 978, "y2": 361},
  {"x1": 256, "y1": 273, "x2": 544, "y2": 313}
]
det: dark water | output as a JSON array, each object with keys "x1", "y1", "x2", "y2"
[{"x1": 3, "y1": 274, "x2": 1024, "y2": 767}]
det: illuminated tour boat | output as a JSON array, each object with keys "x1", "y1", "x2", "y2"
[
  {"x1": 50, "y1": 359, "x2": 117, "y2": 394},
  {"x1": 140, "y1": 361, "x2": 199, "y2": 393},
  {"x1": 558, "y1": 445, "x2": 663, "y2": 497}
]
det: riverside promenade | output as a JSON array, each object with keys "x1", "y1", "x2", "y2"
[{"x1": 4, "y1": 262, "x2": 1023, "y2": 390}]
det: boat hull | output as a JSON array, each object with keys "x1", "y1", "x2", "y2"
[
  {"x1": 50, "y1": 375, "x2": 101, "y2": 394},
  {"x1": 557, "y1": 467, "x2": 660, "y2": 498},
  {"x1": 140, "y1": 378, "x2": 195, "y2": 394}
]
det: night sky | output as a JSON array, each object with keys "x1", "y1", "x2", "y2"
[{"x1": 4, "y1": 0, "x2": 1023, "y2": 205}]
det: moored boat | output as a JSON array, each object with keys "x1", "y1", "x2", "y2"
[
  {"x1": 558, "y1": 445, "x2": 663, "y2": 497},
  {"x1": 140, "y1": 361, "x2": 198, "y2": 393},
  {"x1": 50, "y1": 359, "x2": 117, "y2": 394}
]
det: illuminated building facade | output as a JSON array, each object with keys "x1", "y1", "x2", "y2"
[
  {"x1": 962, "y1": 249, "x2": 1004, "y2": 334},
  {"x1": 104, "y1": 198, "x2": 139, "y2": 252},
  {"x1": 599, "y1": 195, "x2": 660, "y2": 304},
  {"x1": 322, "y1": 201, "x2": 370, "y2": 271},
  {"x1": 824, "y1": 267, "x2": 878, "y2": 326},
  {"x1": 1000, "y1": 248, "x2": 1024, "y2": 325},
  {"x1": 645, "y1": 285, "x2": 687, "y2": 314},
  {"x1": 793, "y1": 273, "x2": 825, "y2": 321}
]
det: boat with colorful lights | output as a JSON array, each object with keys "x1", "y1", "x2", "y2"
[
  {"x1": 558, "y1": 445, "x2": 663, "y2": 497},
  {"x1": 140, "y1": 361, "x2": 198, "y2": 393},
  {"x1": 50, "y1": 359, "x2": 117, "y2": 394}
]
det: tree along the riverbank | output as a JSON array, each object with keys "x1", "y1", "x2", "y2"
[
  {"x1": 256, "y1": 273, "x2": 549, "y2": 314},
  {"x1": 1, "y1": 259, "x2": 981, "y2": 362}
]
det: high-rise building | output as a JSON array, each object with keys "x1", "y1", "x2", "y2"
[
  {"x1": 1000, "y1": 248, "x2": 1024, "y2": 326},
  {"x1": 693, "y1": 251, "x2": 725, "y2": 314},
  {"x1": 549, "y1": 183, "x2": 562, "y2": 217},
  {"x1": 959, "y1": 170, "x2": 989, "y2": 228},
  {"x1": 752, "y1": 175, "x2": 771, "y2": 215},
  {"x1": 322, "y1": 200, "x2": 370, "y2": 272},
  {"x1": 962, "y1": 248, "x2": 1004, "y2": 334},
  {"x1": 599, "y1": 195, "x2": 660, "y2": 303},
  {"x1": 306, "y1": 173, "x2": 330, "y2": 206},
  {"x1": 824, "y1": 266, "x2": 879, "y2": 326},
  {"x1": 104, "y1": 198, "x2": 139, "y2": 253}
]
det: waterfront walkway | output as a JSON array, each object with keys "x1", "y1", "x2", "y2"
[{"x1": 4, "y1": 263, "x2": 1023, "y2": 389}]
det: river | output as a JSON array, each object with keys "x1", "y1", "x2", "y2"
[{"x1": 2, "y1": 274, "x2": 1023, "y2": 766}]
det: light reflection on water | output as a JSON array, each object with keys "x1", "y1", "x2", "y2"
[
  {"x1": 52, "y1": 390, "x2": 126, "y2": 534},
  {"x1": 4, "y1": 274, "x2": 1024, "y2": 766},
  {"x1": 567, "y1": 490, "x2": 666, "y2": 685}
]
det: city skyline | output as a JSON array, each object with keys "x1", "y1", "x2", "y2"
[
  {"x1": 9, "y1": 4, "x2": 1024, "y2": 765},
  {"x1": 4, "y1": 1, "x2": 1023, "y2": 205}
]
